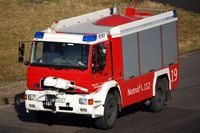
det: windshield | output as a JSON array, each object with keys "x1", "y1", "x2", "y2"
[{"x1": 30, "y1": 41, "x2": 90, "y2": 70}]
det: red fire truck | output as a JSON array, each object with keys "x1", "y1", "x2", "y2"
[{"x1": 19, "y1": 5, "x2": 179, "y2": 129}]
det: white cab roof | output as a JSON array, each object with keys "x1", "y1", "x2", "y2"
[{"x1": 57, "y1": 19, "x2": 114, "y2": 34}]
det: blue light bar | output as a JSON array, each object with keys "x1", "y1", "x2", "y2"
[
  {"x1": 173, "y1": 9, "x2": 177, "y2": 17},
  {"x1": 34, "y1": 32, "x2": 44, "y2": 39},
  {"x1": 83, "y1": 35, "x2": 97, "y2": 42}
]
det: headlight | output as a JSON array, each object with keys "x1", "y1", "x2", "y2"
[
  {"x1": 28, "y1": 94, "x2": 36, "y2": 100},
  {"x1": 79, "y1": 98, "x2": 87, "y2": 105}
]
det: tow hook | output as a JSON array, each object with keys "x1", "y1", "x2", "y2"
[{"x1": 43, "y1": 94, "x2": 56, "y2": 111}]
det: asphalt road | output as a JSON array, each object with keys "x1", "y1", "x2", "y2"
[
  {"x1": 152, "y1": 0, "x2": 200, "y2": 13},
  {"x1": 0, "y1": 51, "x2": 200, "y2": 133}
]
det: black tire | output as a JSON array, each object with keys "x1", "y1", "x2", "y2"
[
  {"x1": 95, "y1": 94, "x2": 118, "y2": 130},
  {"x1": 148, "y1": 79, "x2": 166, "y2": 112},
  {"x1": 35, "y1": 111, "x2": 56, "y2": 124}
]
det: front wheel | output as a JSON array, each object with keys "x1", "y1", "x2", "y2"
[
  {"x1": 95, "y1": 94, "x2": 118, "y2": 130},
  {"x1": 148, "y1": 79, "x2": 167, "y2": 112}
]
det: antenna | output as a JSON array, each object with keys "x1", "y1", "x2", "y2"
[{"x1": 115, "y1": 3, "x2": 121, "y2": 15}]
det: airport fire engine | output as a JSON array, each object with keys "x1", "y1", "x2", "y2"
[{"x1": 19, "y1": 5, "x2": 179, "y2": 129}]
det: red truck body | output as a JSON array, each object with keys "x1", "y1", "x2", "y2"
[{"x1": 19, "y1": 6, "x2": 179, "y2": 129}]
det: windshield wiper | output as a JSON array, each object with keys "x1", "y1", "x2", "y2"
[
  {"x1": 30, "y1": 63, "x2": 87, "y2": 71},
  {"x1": 30, "y1": 63, "x2": 62, "y2": 69},
  {"x1": 47, "y1": 64, "x2": 62, "y2": 70}
]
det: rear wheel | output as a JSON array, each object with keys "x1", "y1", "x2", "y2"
[
  {"x1": 95, "y1": 94, "x2": 118, "y2": 129},
  {"x1": 148, "y1": 79, "x2": 166, "y2": 112}
]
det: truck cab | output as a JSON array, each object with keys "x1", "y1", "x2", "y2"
[{"x1": 27, "y1": 32, "x2": 112, "y2": 93}]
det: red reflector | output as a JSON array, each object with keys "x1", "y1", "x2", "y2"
[
  {"x1": 56, "y1": 31, "x2": 64, "y2": 33},
  {"x1": 86, "y1": 33, "x2": 96, "y2": 35},
  {"x1": 136, "y1": 12, "x2": 151, "y2": 16},
  {"x1": 24, "y1": 94, "x2": 27, "y2": 100}
]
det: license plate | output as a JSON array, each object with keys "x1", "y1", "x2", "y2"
[{"x1": 55, "y1": 98, "x2": 65, "y2": 103}]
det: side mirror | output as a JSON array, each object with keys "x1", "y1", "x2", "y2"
[
  {"x1": 19, "y1": 43, "x2": 25, "y2": 63},
  {"x1": 19, "y1": 43, "x2": 25, "y2": 56},
  {"x1": 19, "y1": 56, "x2": 24, "y2": 62},
  {"x1": 18, "y1": 41, "x2": 32, "y2": 64}
]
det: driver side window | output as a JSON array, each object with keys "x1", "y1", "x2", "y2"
[
  {"x1": 31, "y1": 42, "x2": 44, "y2": 63},
  {"x1": 92, "y1": 43, "x2": 107, "y2": 74}
]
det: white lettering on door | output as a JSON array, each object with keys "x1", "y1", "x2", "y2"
[{"x1": 128, "y1": 82, "x2": 151, "y2": 96}]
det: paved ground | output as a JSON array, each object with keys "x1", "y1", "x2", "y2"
[
  {"x1": 0, "y1": 51, "x2": 200, "y2": 133},
  {"x1": 152, "y1": 0, "x2": 200, "y2": 13}
]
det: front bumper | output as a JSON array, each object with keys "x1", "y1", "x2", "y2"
[{"x1": 25, "y1": 89, "x2": 104, "y2": 118}]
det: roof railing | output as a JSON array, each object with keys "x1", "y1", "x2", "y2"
[{"x1": 135, "y1": 8, "x2": 169, "y2": 13}]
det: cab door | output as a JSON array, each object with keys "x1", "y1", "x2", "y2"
[{"x1": 88, "y1": 41, "x2": 112, "y2": 92}]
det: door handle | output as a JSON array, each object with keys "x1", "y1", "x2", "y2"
[
  {"x1": 169, "y1": 63, "x2": 174, "y2": 66},
  {"x1": 104, "y1": 73, "x2": 108, "y2": 76},
  {"x1": 129, "y1": 75, "x2": 135, "y2": 79}
]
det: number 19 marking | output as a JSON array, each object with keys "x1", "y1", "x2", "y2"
[{"x1": 171, "y1": 68, "x2": 178, "y2": 82}]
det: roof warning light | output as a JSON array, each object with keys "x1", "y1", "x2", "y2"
[
  {"x1": 34, "y1": 32, "x2": 44, "y2": 39},
  {"x1": 83, "y1": 35, "x2": 97, "y2": 42}
]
